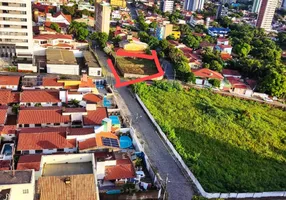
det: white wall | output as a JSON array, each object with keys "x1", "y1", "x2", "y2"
[
  {"x1": 71, "y1": 113, "x2": 84, "y2": 121},
  {"x1": 47, "y1": 64, "x2": 79, "y2": 75},
  {"x1": 0, "y1": 85, "x2": 18, "y2": 91},
  {"x1": 67, "y1": 133, "x2": 95, "y2": 141},
  {"x1": 96, "y1": 160, "x2": 117, "y2": 180},
  {"x1": 18, "y1": 64, "x2": 37, "y2": 72},
  {"x1": 89, "y1": 68, "x2": 102, "y2": 77},
  {"x1": 67, "y1": 94, "x2": 83, "y2": 101}
]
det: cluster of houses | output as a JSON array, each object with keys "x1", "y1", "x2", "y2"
[{"x1": 0, "y1": 75, "x2": 161, "y2": 200}]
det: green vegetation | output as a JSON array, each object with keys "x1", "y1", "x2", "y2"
[
  {"x1": 50, "y1": 22, "x2": 61, "y2": 33},
  {"x1": 134, "y1": 81, "x2": 286, "y2": 193},
  {"x1": 116, "y1": 57, "x2": 157, "y2": 75},
  {"x1": 90, "y1": 32, "x2": 109, "y2": 48},
  {"x1": 68, "y1": 21, "x2": 88, "y2": 41}
]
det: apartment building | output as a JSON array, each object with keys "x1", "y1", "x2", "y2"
[
  {"x1": 184, "y1": 0, "x2": 205, "y2": 11},
  {"x1": 256, "y1": 0, "x2": 278, "y2": 31},
  {"x1": 155, "y1": 23, "x2": 173, "y2": 40},
  {"x1": 0, "y1": 0, "x2": 33, "y2": 64},
  {"x1": 95, "y1": 2, "x2": 111, "y2": 34},
  {"x1": 252, "y1": 0, "x2": 262, "y2": 13},
  {"x1": 110, "y1": 0, "x2": 127, "y2": 8},
  {"x1": 161, "y1": 0, "x2": 174, "y2": 13}
]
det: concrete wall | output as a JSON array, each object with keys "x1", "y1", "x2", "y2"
[
  {"x1": 0, "y1": 85, "x2": 18, "y2": 91},
  {"x1": 136, "y1": 94, "x2": 286, "y2": 199},
  {"x1": 89, "y1": 68, "x2": 102, "y2": 77},
  {"x1": 47, "y1": 64, "x2": 79, "y2": 75},
  {"x1": 18, "y1": 64, "x2": 37, "y2": 72}
]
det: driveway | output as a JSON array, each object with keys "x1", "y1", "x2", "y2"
[
  {"x1": 160, "y1": 59, "x2": 175, "y2": 80},
  {"x1": 94, "y1": 48, "x2": 195, "y2": 200}
]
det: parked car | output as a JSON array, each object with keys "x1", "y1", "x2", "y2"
[{"x1": 263, "y1": 97, "x2": 273, "y2": 102}]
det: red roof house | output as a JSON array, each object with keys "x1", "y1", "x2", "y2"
[
  {"x1": 0, "y1": 106, "x2": 8, "y2": 125},
  {"x1": 192, "y1": 68, "x2": 223, "y2": 80},
  {"x1": 20, "y1": 90, "x2": 60, "y2": 105},
  {"x1": 83, "y1": 107, "x2": 108, "y2": 126},
  {"x1": 104, "y1": 158, "x2": 136, "y2": 181},
  {"x1": 0, "y1": 76, "x2": 20, "y2": 90},
  {"x1": 17, "y1": 154, "x2": 42, "y2": 171},
  {"x1": 0, "y1": 90, "x2": 19, "y2": 105}
]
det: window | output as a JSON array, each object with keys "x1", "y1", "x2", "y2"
[
  {"x1": 2, "y1": 2, "x2": 8, "y2": 6},
  {"x1": 35, "y1": 150, "x2": 42, "y2": 153},
  {"x1": 21, "y1": 25, "x2": 27, "y2": 29},
  {"x1": 57, "y1": 149, "x2": 64, "y2": 152},
  {"x1": 23, "y1": 189, "x2": 29, "y2": 194},
  {"x1": 24, "y1": 124, "x2": 29, "y2": 127},
  {"x1": 54, "y1": 123, "x2": 60, "y2": 126},
  {"x1": 16, "y1": 46, "x2": 28, "y2": 49},
  {"x1": 64, "y1": 122, "x2": 69, "y2": 124},
  {"x1": 35, "y1": 124, "x2": 41, "y2": 127},
  {"x1": 52, "y1": 103, "x2": 57, "y2": 106},
  {"x1": 22, "y1": 151, "x2": 29, "y2": 154},
  {"x1": 97, "y1": 70, "x2": 101, "y2": 76},
  {"x1": 4, "y1": 25, "x2": 10, "y2": 28}
]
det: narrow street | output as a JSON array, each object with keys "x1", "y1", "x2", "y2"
[{"x1": 94, "y1": 49, "x2": 195, "y2": 200}]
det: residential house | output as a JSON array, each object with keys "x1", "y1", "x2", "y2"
[
  {"x1": 225, "y1": 77, "x2": 253, "y2": 97},
  {"x1": 74, "y1": 15, "x2": 95, "y2": 28},
  {"x1": 181, "y1": 47, "x2": 202, "y2": 68},
  {"x1": 0, "y1": 170, "x2": 35, "y2": 200},
  {"x1": 46, "y1": 49, "x2": 80, "y2": 75},
  {"x1": 78, "y1": 2, "x2": 95, "y2": 12},
  {"x1": 171, "y1": 31, "x2": 181, "y2": 40},
  {"x1": 217, "y1": 38, "x2": 230, "y2": 45},
  {"x1": 0, "y1": 160, "x2": 11, "y2": 170},
  {"x1": 199, "y1": 41, "x2": 216, "y2": 51},
  {"x1": 192, "y1": 68, "x2": 224, "y2": 86},
  {"x1": 17, "y1": 127, "x2": 77, "y2": 154},
  {"x1": 22, "y1": 76, "x2": 65, "y2": 90},
  {"x1": 20, "y1": 90, "x2": 61, "y2": 107},
  {"x1": 208, "y1": 27, "x2": 230, "y2": 37},
  {"x1": 83, "y1": 107, "x2": 108, "y2": 127},
  {"x1": 215, "y1": 44, "x2": 232, "y2": 54},
  {"x1": 168, "y1": 40, "x2": 186, "y2": 48},
  {"x1": 17, "y1": 107, "x2": 71, "y2": 128},
  {"x1": 189, "y1": 16, "x2": 205, "y2": 27},
  {"x1": 0, "y1": 90, "x2": 19, "y2": 106},
  {"x1": 83, "y1": 51, "x2": 102, "y2": 77},
  {"x1": 44, "y1": 22, "x2": 68, "y2": 34},
  {"x1": 0, "y1": 106, "x2": 8, "y2": 126},
  {"x1": 39, "y1": 12, "x2": 72, "y2": 26},
  {"x1": 222, "y1": 69, "x2": 242, "y2": 79},
  {"x1": 0, "y1": 76, "x2": 20, "y2": 91},
  {"x1": 96, "y1": 152, "x2": 136, "y2": 185},
  {"x1": 17, "y1": 154, "x2": 42, "y2": 175}
]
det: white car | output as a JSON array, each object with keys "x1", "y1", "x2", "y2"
[{"x1": 264, "y1": 97, "x2": 273, "y2": 102}]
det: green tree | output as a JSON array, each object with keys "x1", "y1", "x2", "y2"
[
  {"x1": 185, "y1": 72, "x2": 196, "y2": 83},
  {"x1": 112, "y1": 35, "x2": 122, "y2": 46},
  {"x1": 277, "y1": 32, "x2": 286, "y2": 44},
  {"x1": 62, "y1": 5, "x2": 76, "y2": 16},
  {"x1": 138, "y1": 31, "x2": 150, "y2": 43},
  {"x1": 182, "y1": 34, "x2": 201, "y2": 49},
  {"x1": 219, "y1": 16, "x2": 232, "y2": 28},
  {"x1": 209, "y1": 60, "x2": 223, "y2": 72},
  {"x1": 180, "y1": 24, "x2": 192, "y2": 35},
  {"x1": 160, "y1": 39, "x2": 169, "y2": 51},
  {"x1": 149, "y1": 21, "x2": 158, "y2": 29},
  {"x1": 50, "y1": 22, "x2": 61, "y2": 33},
  {"x1": 166, "y1": 35, "x2": 176, "y2": 40},
  {"x1": 76, "y1": 27, "x2": 89, "y2": 41},
  {"x1": 148, "y1": 36, "x2": 160, "y2": 49},
  {"x1": 81, "y1": 9, "x2": 90, "y2": 16},
  {"x1": 234, "y1": 43, "x2": 252, "y2": 57},
  {"x1": 209, "y1": 79, "x2": 221, "y2": 88}
]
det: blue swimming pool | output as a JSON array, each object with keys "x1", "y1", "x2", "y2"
[
  {"x1": 1, "y1": 144, "x2": 12, "y2": 156},
  {"x1": 109, "y1": 116, "x2": 120, "y2": 125},
  {"x1": 120, "y1": 136, "x2": 132, "y2": 149}
]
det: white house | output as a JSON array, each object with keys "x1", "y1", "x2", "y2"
[
  {"x1": 45, "y1": 12, "x2": 71, "y2": 26},
  {"x1": 222, "y1": 69, "x2": 242, "y2": 79},
  {"x1": 215, "y1": 44, "x2": 232, "y2": 54},
  {"x1": 0, "y1": 170, "x2": 35, "y2": 200},
  {"x1": 217, "y1": 38, "x2": 229, "y2": 46}
]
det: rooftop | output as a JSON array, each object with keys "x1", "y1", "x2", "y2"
[
  {"x1": 46, "y1": 49, "x2": 77, "y2": 65},
  {"x1": 83, "y1": 107, "x2": 108, "y2": 126},
  {"x1": 83, "y1": 51, "x2": 101, "y2": 68},
  {"x1": 20, "y1": 90, "x2": 60, "y2": 103},
  {"x1": 192, "y1": 68, "x2": 224, "y2": 80},
  {"x1": 37, "y1": 174, "x2": 98, "y2": 200},
  {"x1": 17, "y1": 129, "x2": 76, "y2": 151},
  {"x1": 0, "y1": 106, "x2": 8, "y2": 124},
  {"x1": 33, "y1": 34, "x2": 73, "y2": 40},
  {"x1": 67, "y1": 127, "x2": 94, "y2": 136},
  {"x1": 17, "y1": 154, "x2": 42, "y2": 171},
  {"x1": 0, "y1": 76, "x2": 20, "y2": 86},
  {"x1": 0, "y1": 90, "x2": 19, "y2": 105},
  {"x1": 83, "y1": 94, "x2": 103, "y2": 104},
  {"x1": 0, "y1": 160, "x2": 10, "y2": 170},
  {"x1": 222, "y1": 69, "x2": 241, "y2": 76},
  {"x1": 42, "y1": 77, "x2": 64, "y2": 87},
  {"x1": 0, "y1": 170, "x2": 33, "y2": 185},
  {"x1": 105, "y1": 158, "x2": 136, "y2": 180},
  {"x1": 17, "y1": 107, "x2": 70, "y2": 124}
]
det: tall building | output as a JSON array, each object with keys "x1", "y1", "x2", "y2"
[
  {"x1": 155, "y1": 23, "x2": 173, "y2": 40},
  {"x1": 282, "y1": 0, "x2": 286, "y2": 8},
  {"x1": 256, "y1": 0, "x2": 278, "y2": 31},
  {"x1": 110, "y1": 0, "x2": 126, "y2": 8},
  {"x1": 184, "y1": 0, "x2": 205, "y2": 11},
  {"x1": 252, "y1": 0, "x2": 262, "y2": 13},
  {"x1": 94, "y1": 2, "x2": 111, "y2": 34},
  {"x1": 0, "y1": 0, "x2": 33, "y2": 64},
  {"x1": 161, "y1": 0, "x2": 174, "y2": 13}
]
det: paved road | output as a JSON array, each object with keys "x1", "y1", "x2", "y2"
[
  {"x1": 160, "y1": 59, "x2": 175, "y2": 80},
  {"x1": 95, "y1": 49, "x2": 195, "y2": 200}
]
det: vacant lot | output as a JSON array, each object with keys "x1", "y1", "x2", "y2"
[
  {"x1": 135, "y1": 81, "x2": 286, "y2": 193},
  {"x1": 116, "y1": 57, "x2": 158, "y2": 75}
]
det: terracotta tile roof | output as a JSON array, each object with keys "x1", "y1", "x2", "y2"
[
  {"x1": 221, "y1": 53, "x2": 232, "y2": 61},
  {"x1": 33, "y1": 34, "x2": 73, "y2": 40},
  {"x1": 217, "y1": 38, "x2": 229, "y2": 42},
  {"x1": 192, "y1": 68, "x2": 223, "y2": 80},
  {"x1": 83, "y1": 108, "x2": 108, "y2": 126},
  {"x1": 105, "y1": 158, "x2": 136, "y2": 180},
  {"x1": 44, "y1": 22, "x2": 67, "y2": 28},
  {"x1": 83, "y1": 94, "x2": 103, "y2": 104},
  {"x1": 42, "y1": 77, "x2": 64, "y2": 87},
  {"x1": 0, "y1": 125, "x2": 17, "y2": 135},
  {"x1": 245, "y1": 79, "x2": 257, "y2": 89},
  {"x1": 0, "y1": 106, "x2": 8, "y2": 124},
  {"x1": 226, "y1": 77, "x2": 249, "y2": 89},
  {"x1": 79, "y1": 78, "x2": 95, "y2": 88},
  {"x1": 0, "y1": 76, "x2": 20, "y2": 86},
  {"x1": 67, "y1": 128, "x2": 94, "y2": 136},
  {"x1": 63, "y1": 108, "x2": 86, "y2": 113},
  {"x1": 200, "y1": 41, "x2": 215, "y2": 48},
  {"x1": 53, "y1": 11, "x2": 72, "y2": 23},
  {"x1": 79, "y1": 132, "x2": 119, "y2": 150},
  {"x1": 17, "y1": 129, "x2": 76, "y2": 151},
  {"x1": 37, "y1": 174, "x2": 98, "y2": 200},
  {"x1": 20, "y1": 127, "x2": 67, "y2": 133},
  {"x1": 17, "y1": 107, "x2": 70, "y2": 125},
  {"x1": 17, "y1": 154, "x2": 42, "y2": 171},
  {"x1": 0, "y1": 90, "x2": 19, "y2": 105},
  {"x1": 218, "y1": 44, "x2": 232, "y2": 49},
  {"x1": 222, "y1": 69, "x2": 241, "y2": 76},
  {"x1": 20, "y1": 90, "x2": 60, "y2": 103},
  {"x1": 0, "y1": 160, "x2": 10, "y2": 170}
]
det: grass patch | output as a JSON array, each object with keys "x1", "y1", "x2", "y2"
[
  {"x1": 135, "y1": 81, "x2": 286, "y2": 193},
  {"x1": 116, "y1": 57, "x2": 158, "y2": 75}
]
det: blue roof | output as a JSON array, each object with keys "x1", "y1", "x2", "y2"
[{"x1": 208, "y1": 27, "x2": 230, "y2": 32}]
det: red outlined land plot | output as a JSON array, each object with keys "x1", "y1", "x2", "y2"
[{"x1": 107, "y1": 49, "x2": 164, "y2": 88}]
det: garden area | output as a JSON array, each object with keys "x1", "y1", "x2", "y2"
[
  {"x1": 134, "y1": 81, "x2": 286, "y2": 193},
  {"x1": 116, "y1": 57, "x2": 158, "y2": 76}
]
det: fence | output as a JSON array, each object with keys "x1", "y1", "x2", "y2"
[{"x1": 136, "y1": 94, "x2": 286, "y2": 199}]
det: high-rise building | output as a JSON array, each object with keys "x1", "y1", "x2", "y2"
[
  {"x1": 256, "y1": 0, "x2": 278, "y2": 31},
  {"x1": 110, "y1": 0, "x2": 126, "y2": 8},
  {"x1": 155, "y1": 23, "x2": 173, "y2": 40},
  {"x1": 183, "y1": 0, "x2": 205, "y2": 11},
  {"x1": 94, "y1": 2, "x2": 111, "y2": 34},
  {"x1": 282, "y1": 0, "x2": 286, "y2": 8},
  {"x1": 252, "y1": 0, "x2": 262, "y2": 13},
  {"x1": 161, "y1": 0, "x2": 174, "y2": 13},
  {"x1": 0, "y1": 0, "x2": 33, "y2": 64}
]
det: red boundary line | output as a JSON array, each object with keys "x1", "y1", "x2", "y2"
[{"x1": 107, "y1": 50, "x2": 164, "y2": 88}]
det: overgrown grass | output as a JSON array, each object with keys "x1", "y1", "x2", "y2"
[{"x1": 135, "y1": 81, "x2": 286, "y2": 193}]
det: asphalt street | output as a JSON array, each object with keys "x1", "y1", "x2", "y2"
[{"x1": 95, "y1": 49, "x2": 195, "y2": 200}]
